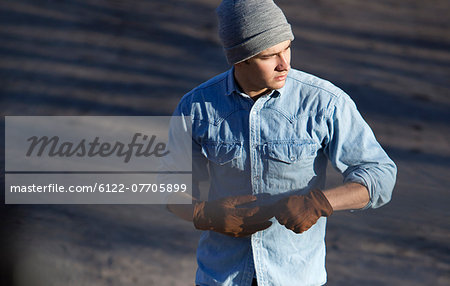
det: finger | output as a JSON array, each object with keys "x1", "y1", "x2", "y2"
[
  {"x1": 275, "y1": 215, "x2": 288, "y2": 226},
  {"x1": 235, "y1": 205, "x2": 260, "y2": 217},
  {"x1": 289, "y1": 216, "x2": 317, "y2": 233},
  {"x1": 300, "y1": 224, "x2": 312, "y2": 233},
  {"x1": 275, "y1": 211, "x2": 291, "y2": 225},
  {"x1": 253, "y1": 204, "x2": 277, "y2": 220},
  {"x1": 279, "y1": 213, "x2": 304, "y2": 232},
  {"x1": 283, "y1": 221, "x2": 306, "y2": 234},
  {"x1": 302, "y1": 217, "x2": 317, "y2": 231},
  {"x1": 294, "y1": 223, "x2": 312, "y2": 234},
  {"x1": 244, "y1": 210, "x2": 275, "y2": 224},
  {"x1": 229, "y1": 194, "x2": 258, "y2": 206},
  {"x1": 259, "y1": 201, "x2": 279, "y2": 218},
  {"x1": 242, "y1": 218, "x2": 273, "y2": 230},
  {"x1": 285, "y1": 214, "x2": 304, "y2": 228},
  {"x1": 295, "y1": 214, "x2": 319, "y2": 229},
  {"x1": 220, "y1": 231, "x2": 243, "y2": 238},
  {"x1": 251, "y1": 221, "x2": 273, "y2": 232},
  {"x1": 291, "y1": 226, "x2": 304, "y2": 234},
  {"x1": 239, "y1": 221, "x2": 273, "y2": 236},
  {"x1": 222, "y1": 228, "x2": 256, "y2": 238}
]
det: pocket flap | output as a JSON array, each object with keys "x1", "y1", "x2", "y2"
[
  {"x1": 201, "y1": 142, "x2": 243, "y2": 165},
  {"x1": 267, "y1": 141, "x2": 316, "y2": 163}
]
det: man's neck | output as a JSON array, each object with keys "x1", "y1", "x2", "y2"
[
  {"x1": 233, "y1": 72, "x2": 271, "y2": 100},
  {"x1": 248, "y1": 88, "x2": 272, "y2": 101}
]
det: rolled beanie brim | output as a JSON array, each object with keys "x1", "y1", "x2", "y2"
[{"x1": 224, "y1": 23, "x2": 294, "y2": 65}]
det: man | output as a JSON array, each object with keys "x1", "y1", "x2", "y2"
[{"x1": 165, "y1": 0, "x2": 397, "y2": 285}]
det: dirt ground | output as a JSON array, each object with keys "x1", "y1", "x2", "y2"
[{"x1": 1, "y1": 0, "x2": 449, "y2": 285}]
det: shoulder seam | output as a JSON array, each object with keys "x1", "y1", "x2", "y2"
[
  {"x1": 198, "y1": 76, "x2": 227, "y2": 90},
  {"x1": 287, "y1": 74, "x2": 343, "y2": 99},
  {"x1": 178, "y1": 74, "x2": 228, "y2": 107}
]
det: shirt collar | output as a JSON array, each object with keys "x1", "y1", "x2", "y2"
[
  {"x1": 225, "y1": 66, "x2": 285, "y2": 99},
  {"x1": 225, "y1": 66, "x2": 239, "y2": 96}
]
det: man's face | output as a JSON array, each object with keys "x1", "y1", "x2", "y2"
[{"x1": 234, "y1": 40, "x2": 291, "y2": 97}]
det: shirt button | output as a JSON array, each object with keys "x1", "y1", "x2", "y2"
[{"x1": 290, "y1": 156, "x2": 296, "y2": 161}]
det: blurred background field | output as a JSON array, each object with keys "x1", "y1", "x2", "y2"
[{"x1": 1, "y1": 0, "x2": 449, "y2": 285}]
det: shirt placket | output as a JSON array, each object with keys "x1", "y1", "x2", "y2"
[
  {"x1": 248, "y1": 95, "x2": 271, "y2": 286},
  {"x1": 249, "y1": 99, "x2": 265, "y2": 194}
]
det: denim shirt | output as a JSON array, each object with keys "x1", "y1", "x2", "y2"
[{"x1": 172, "y1": 67, "x2": 396, "y2": 286}]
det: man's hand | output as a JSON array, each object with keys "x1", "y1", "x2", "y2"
[
  {"x1": 272, "y1": 189, "x2": 333, "y2": 234},
  {"x1": 193, "y1": 195, "x2": 273, "y2": 237}
]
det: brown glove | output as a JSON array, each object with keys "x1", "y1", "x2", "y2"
[
  {"x1": 193, "y1": 195, "x2": 274, "y2": 237},
  {"x1": 273, "y1": 189, "x2": 333, "y2": 234}
]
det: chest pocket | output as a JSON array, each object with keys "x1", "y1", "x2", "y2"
[
  {"x1": 201, "y1": 142, "x2": 244, "y2": 169},
  {"x1": 266, "y1": 141, "x2": 317, "y2": 163},
  {"x1": 264, "y1": 140, "x2": 318, "y2": 189}
]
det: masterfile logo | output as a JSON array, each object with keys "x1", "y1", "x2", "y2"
[
  {"x1": 25, "y1": 133, "x2": 170, "y2": 163},
  {"x1": 4, "y1": 116, "x2": 192, "y2": 204}
]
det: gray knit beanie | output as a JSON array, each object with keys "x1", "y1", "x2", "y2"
[{"x1": 217, "y1": 0, "x2": 294, "y2": 65}]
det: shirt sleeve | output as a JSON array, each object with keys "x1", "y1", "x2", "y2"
[
  {"x1": 323, "y1": 91, "x2": 397, "y2": 209},
  {"x1": 159, "y1": 97, "x2": 209, "y2": 203}
]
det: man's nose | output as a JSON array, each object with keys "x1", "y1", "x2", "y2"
[{"x1": 276, "y1": 53, "x2": 289, "y2": 71}]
